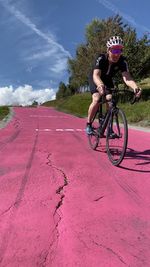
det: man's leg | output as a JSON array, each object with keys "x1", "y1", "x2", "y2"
[
  {"x1": 105, "y1": 94, "x2": 112, "y2": 111},
  {"x1": 87, "y1": 92, "x2": 100, "y2": 123},
  {"x1": 86, "y1": 92, "x2": 100, "y2": 135}
]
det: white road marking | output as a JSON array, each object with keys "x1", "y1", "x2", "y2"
[
  {"x1": 64, "y1": 129, "x2": 74, "y2": 131},
  {"x1": 30, "y1": 115, "x2": 68, "y2": 118},
  {"x1": 76, "y1": 129, "x2": 83, "y2": 131},
  {"x1": 35, "y1": 128, "x2": 85, "y2": 132},
  {"x1": 45, "y1": 129, "x2": 52, "y2": 131},
  {"x1": 56, "y1": 129, "x2": 64, "y2": 131}
]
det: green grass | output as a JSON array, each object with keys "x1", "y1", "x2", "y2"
[
  {"x1": 139, "y1": 78, "x2": 150, "y2": 89},
  {"x1": 43, "y1": 93, "x2": 91, "y2": 117},
  {"x1": 0, "y1": 106, "x2": 10, "y2": 120},
  {"x1": 118, "y1": 101, "x2": 150, "y2": 127},
  {"x1": 43, "y1": 91, "x2": 150, "y2": 127}
]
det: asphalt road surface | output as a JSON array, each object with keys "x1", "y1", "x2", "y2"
[{"x1": 0, "y1": 107, "x2": 149, "y2": 267}]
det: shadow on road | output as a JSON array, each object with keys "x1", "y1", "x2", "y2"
[
  {"x1": 95, "y1": 144, "x2": 150, "y2": 173},
  {"x1": 119, "y1": 148, "x2": 150, "y2": 173}
]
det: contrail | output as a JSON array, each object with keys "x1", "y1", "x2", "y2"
[
  {"x1": 97, "y1": 0, "x2": 150, "y2": 34},
  {"x1": 0, "y1": 0, "x2": 71, "y2": 57}
]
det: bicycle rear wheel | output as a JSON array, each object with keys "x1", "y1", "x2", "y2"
[
  {"x1": 106, "y1": 108, "x2": 128, "y2": 166},
  {"x1": 88, "y1": 113, "x2": 100, "y2": 150}
]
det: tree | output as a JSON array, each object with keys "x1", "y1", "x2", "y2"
[
  {"x1": 32, "y1": 100, "x2": 38, "y2": 106},
  {"x1": 56, "y1": 82, "x2": 72, "y2": 99},
  {"x1": 67, "y1": 15, "x2": 150, "y2": 90},
  {"x1": 56, "y1": 82, "x2": 67, "y2": 99},
  {"x1": 123, "y1": 29, "x2": 150, "y2": 80}
]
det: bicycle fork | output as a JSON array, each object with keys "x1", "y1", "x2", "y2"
[
  {"x1": 109, "y1": 108, "x2": 122, "y2": 137},
  {"x1": 99, "y1": 110, "x2": 111, "y2": 136}
]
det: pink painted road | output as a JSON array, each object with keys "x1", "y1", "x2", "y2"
[{"x1": 0, "y1": 107, "x2": 149, "y2": 267}]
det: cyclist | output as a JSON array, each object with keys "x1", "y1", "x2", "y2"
[{"x1": 86, "y1": 35, "x2": 142, "y2": 135}]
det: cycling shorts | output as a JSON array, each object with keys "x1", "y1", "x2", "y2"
[{"x1": 90, "y1": 84, "x2": 113, "y2": 96}]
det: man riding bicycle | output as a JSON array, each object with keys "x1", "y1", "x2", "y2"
[{"x1": 86, "y1": 35, "x2": 142, "y2": 135}]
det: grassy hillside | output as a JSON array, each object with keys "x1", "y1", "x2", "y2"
[
  {"x1": 0, "y1": 106, "x2": 10, "y2": 120},
  {"x1": 43, "y1": 93, "x2": 91, "y2": 117},
  {"x1": 43, "y1": 90, "x2": 150, "y2": 127}
]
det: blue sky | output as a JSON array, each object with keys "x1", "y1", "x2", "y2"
[{"x1": 0, "y1": 0, "x2": 149, "y2": 105}]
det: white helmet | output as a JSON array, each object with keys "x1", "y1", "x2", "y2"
[{"x1": 106, "y1": 36, "x2": 123, "y2": 48}]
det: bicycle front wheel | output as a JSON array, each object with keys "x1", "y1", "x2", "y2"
[
  {"x1": 88, "y1": 129, "x2": 99, "y2": 150},
  {"x1": 88, "y1": 114, "x2": 100, "y2": 150},
  {"x1": 106, "y1": 108, "x2": 128, "y2": 166}
]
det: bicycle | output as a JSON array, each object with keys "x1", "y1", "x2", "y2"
[{"x1": 87, "y1": 88, "x2": 140, "y2": 166}]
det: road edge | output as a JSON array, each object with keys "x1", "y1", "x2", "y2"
[
  {"x1": 0, "y1": 107, "x2": 15, "y2": 129},
  {"x1": 127, "y1": 124, "x2": 150, "y2": 133}
]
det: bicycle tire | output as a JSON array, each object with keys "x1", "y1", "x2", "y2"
[
  {"x1": 88, "y1": 111, "x2": 100, "y2": 150},
  {"x1": 88, "y1": 128, "x2": 99, "y2": 150},
  {"x1": 106, "y1": 108, "x2": 128, "y2": 166}
]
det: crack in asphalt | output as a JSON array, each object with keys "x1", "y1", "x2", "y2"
[
  {"x1": 37, "y1": 249, "x2": 53, "y2": 267},
  {"x1": 46, "y1": 153, "x2": 68, "y2": 215},
  {"x1": 40, "y1": 153, "x2": 68, "y2": 266},
  {"x1": 0, "y1": 197, "x2": 26, "y2": 217},
  {"x1": 0, "y1": 205, "x2": 14, "y2": 216},
  {"x1": 92, "y1": 240, "x2": 129, "y2": 266},
  {"x1": 55, "y1": 175, "x2": 68, "y2": 212},
  {"x1": 94, "y1": 196, "x2": 105, "y2": 201}
]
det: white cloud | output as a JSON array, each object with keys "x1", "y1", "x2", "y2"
[
  {"x1": 0, "y1": 85, "x2": 55, "y2": 106},
  {"x1": 50, "y1": 57, "x2": 69, "y2": 74},
  {"x1": 26, "y1": 49, "x2": 57, "y2": 61}
]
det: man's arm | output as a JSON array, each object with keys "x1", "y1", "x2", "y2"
[
  {"x1": 93, "y1": 69, "x2": 103, "y2": 86},
  {"x1": 93, "y1": 69, "x2": 105, "y2": 94},
  {"x1": 122, "y1": 71, "x2": 142, "y2": 97}
]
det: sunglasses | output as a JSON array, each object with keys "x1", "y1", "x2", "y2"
[{"x1": 110, "y1": 48, "x2": 123, "y2": 54}]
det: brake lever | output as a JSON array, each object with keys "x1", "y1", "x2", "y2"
[{"x1": 130, "y1": 88, "x2": 141, "y2": 105}]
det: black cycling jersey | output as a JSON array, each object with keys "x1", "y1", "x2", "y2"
[{"x1": 89, "y1": 53, "x2": 129, "y2": 94}]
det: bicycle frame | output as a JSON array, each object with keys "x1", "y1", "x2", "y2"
[
  {"x1": 97, "y1": 96, "x2": 118, "y2": 136},
  {"x1": 98, "y1": 108, "x2": 111, "y2": 136}
]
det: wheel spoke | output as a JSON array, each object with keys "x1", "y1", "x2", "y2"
[{"x1": 106, "y1": 109, "x2": 128, "y2": 166}]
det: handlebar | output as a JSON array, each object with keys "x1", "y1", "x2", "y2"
[{"x1": 98, "y1": 88, "x2": 141, "y2": 105}]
